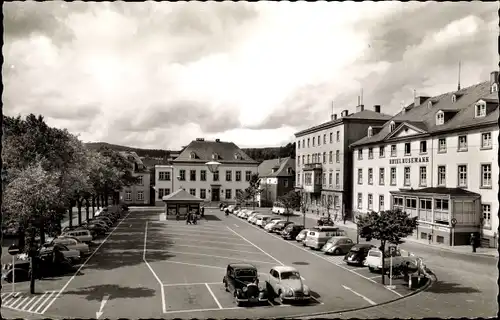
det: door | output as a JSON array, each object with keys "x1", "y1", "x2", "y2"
[{"x1": 212, "y1": 187, "x2": 220, "y2": 201}]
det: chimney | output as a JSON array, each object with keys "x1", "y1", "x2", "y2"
[
  {"x1": 490, "y1": 71, "x2": 499, "y2": 85},
  {"x1": 215, "y1": 139, "x2": 220, "y2": 142},
  {"x1": 341, "y1": 110, "x2": 349, "y2": 117},
  {"x1": 373, "y1": 105, "x2": 381, "y2": 113},
  {"x1": 196, "y1": 138, "x2": 205, "y2": 141},
  {"x1": 356, "y1": 104, "x2": 364, "y2": 113},
  {"x1": 333, "y1": 114, "x2": 337, "y2": 120}
]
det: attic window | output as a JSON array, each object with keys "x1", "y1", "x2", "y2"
[
  {"x1": 367, "y1": 127, "x2": 373, "y2": 138},
  {"x1": 492, "y1": 83, "x2": 498, "y2": 93},
  {"x1": 234, "y1": 153, "x2": 241, "y2": 160},
  {"x1": 475, "y1": 101, "x2": 486, "y2": 118},
  {"x1": 287, "y1": 167, "x2": 292, "y2": 174},
  {"x1": 428, "y1": 101, "x2": 433, "y2": 108},
  {"x1": 451, "y1": 95, "x2": 457, "y2": 103},
  {"x1": 212, "y1": 153, "x2": 219, "y2": 160},
  {"x1": 436, "y1": 111, "x2": 444, "y2": 125},
  {"x1": 390, "y1": 121, "x2": 396, "y2": 132},
  {"x1": 190, "y1": 152, "x2": 196, "y2": 159}
]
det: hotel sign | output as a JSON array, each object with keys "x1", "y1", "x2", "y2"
[{"x1": 389, "y1": 156, "x2": 429, "y2": 165}]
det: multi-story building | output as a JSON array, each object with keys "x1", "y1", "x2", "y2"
[
  {"x1": 118, "y1": 151, "x2": 151, "y2": 205},
  {"x1": 294, "y1": 106, "x2": 392, "y2": 216},
  {"x1": 257, "y1": 157, "x2": 296, "y2": 207},
  {"x1": 154, "y1": 138, "x2": 259, "y2": 206},
  {"x1": 351, "y1": 71, "x2": 499, "y2": 248}
]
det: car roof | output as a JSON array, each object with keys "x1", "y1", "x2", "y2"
[
  {"x1": 353, "y1": 244, "x2": 374, "y2": 248},
  {"x1": 229, "y1": 263, "x2": 257, "y2": 270},
  {"x1": 273, "y1": 266, "x2": 298, "y2": 273}
]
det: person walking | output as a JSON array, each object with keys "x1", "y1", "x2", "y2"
[
  {"x1": 186, "y1": 212, "x2": 192, "y2": 225},
  {"x1": 201, "y1": 206, "x2": 205, "y2": 218},
  {"x1": 470, "y1": 233, "x2": 477, "y2": 252}
]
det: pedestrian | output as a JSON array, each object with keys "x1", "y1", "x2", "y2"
[
  {"x1": 186, "y1": 212, "x2": 192, "y2": 225},
  {"x1": 470, "y1": 233, "x2": 477, "y2": 252},
  {"x1": 201, "y1": 206, "x2": 205, "y2": 218},
  {"x1": 428, "y1": 234, "x2": 432, "y2": 244},
  {"x1": 193, "y1": 214, "x2": 198, "y2": 225}
]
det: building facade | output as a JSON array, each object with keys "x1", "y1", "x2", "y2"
[
  {"x1": 294, "y1": 106, "x2": 392, "y2": 217},
  {"x1": 118, "y1": 152, "x2": 151, "y2": 205},
  {"x1": 154, "y1": 138, "x2": 259, "y2": 206},
  {"x1": 351, "y1": 71, "x2": 499, "y2": 248},
  {"x1": 257, "y1": 157, "x2": 296, "y2": 207}
]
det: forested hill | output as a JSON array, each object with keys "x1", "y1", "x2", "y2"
[{"x1": 85, "y1": 142, "x2": 295, "y2": 163}]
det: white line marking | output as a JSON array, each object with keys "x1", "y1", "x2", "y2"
[
  {"x1": 12, "y1": 296, "x2": 29, "y2": 309},
  {"x1": 351, "y1": 267, "x2": 367, "y2": 271},
  {"x1": 152, "y1": 223, "x2": 224, "y2": 231},
  {"x1": 310, "y1": 296, "x2": 324, "y2": 305},
  {"x1": 27, "y1": 292, "x2": 47, "y2": 312},
  {"x1": 342, "y1": 284, "x2": 376, "y2": 305},
  {"x1": 369, "y1": 275, "x2": 382, "y2": 279},
  {"x1": 163, "y1": 232, "x2": 241, "y2": 241},
  {"x1": 162, "y1": 237, "x2": 254, "y2": 247},
  {"x1": 35, "y1": 291, "x2": 55, "y2": 313},
  {"x1": 143, "y1": 221, "x2": 167, "y2": 314},
  {"x1": 7, "y1": 296, "x2": 22, "y2": 307},
  {"x1": 163, "y1": 282, "x2": 220, "y2": 287},
  {"x1": 165, "y1": 250, "x2": 277, "y2": 265},
  {"x1": 268, "y1": 299, "x2": 276, "y2": 306},
  {"x1": 4, "y1": 298, "x2": 15, "y2": 305},
  {"x1": 41, "y1": 211, "x2": 133, "y2": 314},
  {"x1": 226, "y1": 226, "x2": 284, "y2": 266},
  {"x1": 205, "y1": 283, "x2": 223, "y2": 309},
  {"x1": 234, "y1": 224, "x2": 239, "y2": 227},
  {"x1": 2, "y1": 292, "x2": 14, "y2": 300},
  {"x1": 149, "y1": 244, "x2": 266, "y2": 255},
  {"x1": 301, "y1": 276, "x2": 306, "y2": 280},
  {"x1": 157, "y1": 260, "x2": 226, "y2": 270},
  {"x1": 20, "y1": 296, "x2": 38, "y2": 310},
  {"x1": 163, "y1": 306, "x2": 242, "y2": 314}
]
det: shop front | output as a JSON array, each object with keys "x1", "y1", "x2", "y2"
[{"x1": 162, "y1": 189, "x2": 204, "y2": 220}]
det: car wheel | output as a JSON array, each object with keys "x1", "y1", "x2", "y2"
[
  {"x1": 279, "y1": 291, "x2": 285, "y2": 304},
  {"x1": 333, "y1": 248, "x2": 341, "y2": 255},
  {"x1": 368, "y1": 267, "x2": 374, "y2": 273}
]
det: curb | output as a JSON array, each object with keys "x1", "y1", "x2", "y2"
[{"x1": 284, "y1": 271, "x2": 436, "y2": 319}]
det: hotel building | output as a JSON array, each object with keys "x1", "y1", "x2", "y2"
[
  {"x1": 294, "y1": 106, "x2": 392, "y2": 216},
  {"x1": 351, "y1": 71, "x2": 499, "y2": 248}
]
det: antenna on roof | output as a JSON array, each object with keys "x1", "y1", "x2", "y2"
[{"x1": 457, "y1": 60, "x2": 461, "y2": 91}]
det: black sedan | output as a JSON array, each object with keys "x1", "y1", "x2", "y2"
[
  {"x1": 343, "y1": 244, "x2": 376, "y2": 266},
  {"x1": 223, "y1": 263, "x2": 268, "y2": 306},
  {"x1": 281, "y1": 224, "x2": 305, "y2": 240},
  {"x1": 270, "y1": 221, "x2": 294, "y2": 233}
]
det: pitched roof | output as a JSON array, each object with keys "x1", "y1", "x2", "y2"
[
  {"x1": 119, "y1": 151, "x2": 148, "y2": 172},
  {"x1": 258, "y1": 157, "x2": 295, "y2": 177},
  {"x1": 162, "y1": 188, "x2": 204, "y2": 202},
  {"x1": 141, "y1": 157, "x2": 171, "y2": 169},
  {"x1": 351, "y1": 80, "x2": 499, "y2": 148},
  {"x1": 172, "y1": 139, "x2": 258, "y2": 164},
  {"x1": 391, "y1": 187, "x2": 480, "y2": 197}
]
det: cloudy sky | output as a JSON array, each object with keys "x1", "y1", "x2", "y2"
[{"x1": 3, "y1": 2, "x2": 498, "y2": 150}]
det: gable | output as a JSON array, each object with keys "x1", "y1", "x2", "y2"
[{"x1": 385, "y1": 122, "x2": 426, "y2": 141}]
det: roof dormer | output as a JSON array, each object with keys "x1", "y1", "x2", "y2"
[
  {"x1": 475, "y1": 100, "x2": 487, "y2": 118},
  {"x1": 287, "y1": 167, "x2": 293, "y2": 174},
  {"x1": 234, "y1": 153, "x2": 241, "y2": 160},
  {"x1": 436, "y1": 110, "x2": 444, "y2": 125},
  {"x1": 427, "y1": 100, "x2": 433, "y2": 109},
  {"x1": 491, "y1": 83, "x2": 498, "y2": 93},
  {"x1": 367, "y1": 126, "x2": 373, "y2": 138},
  {"x1": 189, "y1": 152, "x2": 196, "y2": 159},
  {"x1": 451, "y1": 95, "x2": 456, "y2": 103},
  {"x1": 212, "y1": 153, "x2": 219, "y2": 160},
  {"x1": 389, "y1": 121, "x2": 396, "y2": 132}
]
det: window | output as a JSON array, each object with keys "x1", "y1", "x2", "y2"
[
  {"x1": 379, "y1": 168, "x2": 385, "y2": 185},
  {"x1": 297, "y1": 173, "x2": 300, "y2": 185},
  {"x1": 158, "y1": 188, "x2": 164, "y2": 200},
  {"x1": 190, "y1": 170, "x2": 196, "y2": 181},
  {"x1": 458, "y1": 135, "x2": 467, "y2": 151},
  {"x1": 305, "y1": 173, "x2": 312, "y2": 185},
  {"x1": 438, "y1": 138, "x2": 447, "y2": 153},
  {"x1": 368, "y1": 148, "x2": 373, "y2": 159},
  {"x1": 245, "y1": 171, "x2": 252, "y2": 181},
  {"x1": 323, "y1": 173, "x2": 326, "y2": 185},
  {"x1": 307, "y1": 155, "x2": 310, "y2": 163},
  {"x1": 179, "y1": 170, "x2": 186, "y2": 181},
  {"x1": 482, "y1": 204, "x2": 491, "y2": 228},
  {"x1": 137, "y1": 191, "x2": 144, "y2": 201},
  {"x1": 404, "y1": 167, "x2": 411, "y2": 186},
  {"x1": 234, "y1": 153, "x2": 241, "y2": 160},
  {"x1": 357, "y1": 169, "x2": 363, "y2": 184},
  {"x1": 357, "y1": 193, "x2": 362, "y2": 209},
  {"x1": 336, "y1": 131, "x2": 340, "y2": 142},
  {"x1": 336, "y1": 150, "x2": 340, "y2": 163},
  {"x1": 451, "y1": 95, "x2": 457, "y2": 103},
  {"x1": 297, "y1": 157, "x2": 300, "y2": 166},
  {"x1": 213, "y1": 170, "x2": 219, "y2": 181},
  {"x1": 200, "y1": 170, "x2": 206, "y2": 181},
  {"x1": 481, "y1": 164, "x2": 492, "y2": 188},
  {"x1": 302, "y1": 155, "x2": 305, "y2": 165},
  {"x1": 335, "y1": 172, "x2": 340, "y2": 187},
  {"x1": 226, "y1": 170, "x2": 232, "y2": 181},
  {"x1": 225, "y1": 189, "x2": 232, "y2": 199},
  {"x1": 368, "y1": 194, "x2": 373, "y2": 210},
  {"x1": 212, "y1": 153, "x2": 219, "y2": 160},
  {"x1": 190, "y1": 152, "x2": 196, "y2": 159},
  {"x1": 189, "y1": 189, "x2": 196, "y2": 196},
  {"x1": 318, "y1": 135, "x2": 321, "y2": 145},
  {"x1": 328, "y1": 172, "x2": 333, "y2": 185},
  {"x1": 435, "y1": 199, "x2": 449, "y2": 211},
  {"x1": 200, "y1": 189, "x2": 206, "y2": 199},
  {"x1": 379, "y1": 146, "x2": 385, "y2": 158},
  {"x1": 393, "y1": 196, "x2": 403, "y2": 208},
  {"x1": 390, "y1": 121, "x2": 395, "y2": 132},
  {"x1": 313, "y1": 137, "x2": 315, "y2": 146},
  {"x1": 481, "y1": 132, "x2": 492, "y2": 149},
  {"x1": 330, "y1": 132, "x2": 333, "y2": 143},
  {"x1": 368, "y1": 168, "x2": 373, "y2": 185},
  {"x1": 420, "y1": 141, "x2": 427, "y2": 154},
  {"x1": 390, "y1": 145, "x2": 397, "y2": 157},
  {"x1": 307, "y1": 138, "x2": 310, "y2": 147},
  {"x1": 379, "y1": 195, "x2": 385, "y2": 211},
  {"x1": 419, "y1": 166, "x2": 427, "y2": 186},
  {"x1": 284, "y1": 179, "x2": 289, "y2": 187},
  {"x1": 165, "y1": 188, "x2": 171, "y2": 196},
  {"x1": 323, "y1": 134, "x2": 327, "y2": 144},
  {"x1": 458, "y1": 165, "x2": 467, "y2": 187},
  {"x1": 125, "y1": 191, "x2": 131, "y2": 201},
  {"x1": 298, "y1": 141, "x2": 300, "y2": 149},
  {"x1": 235, "y1": 171, "x2": 242, "y2": 181},
  {"x1": 405, "y1": 198, "x2": 417, "y2": 209},
  {"x1": 159, "y1": 171, "x2": 171, "y2": 181},
  {"x1": 437, "y1": 166, "x2": 446, "y2": 186},
  {"x1": 404, "y1": 143, "x2": 411, "y2": 155},
  {"x1": 334, "y1": 196, "x2": 340, "y2": 209},
  {"x1": 323, "y1": 152, "x2": 327, "y2": 164},
  {"x1": 358, "y1": 149, "x2": 363, "y2": 160},
  {"x1": 436, "y1": 111, "x2": 444, "y2": 125},
  {"x1": 137, "y1": 176, "x2": 143, "y2": 185},
  {"x1": 492, "y1": 83, "x2": 499, "y2": 93},
  {"x1": 390, "y1": 167, "x2": 396, "y2": 185},
  {"x1": 475, "y1": 102, "x2": 486, "y2": 117},
  {"x1": 329, "y1": 151, "x2": 333, "y2": 163}
]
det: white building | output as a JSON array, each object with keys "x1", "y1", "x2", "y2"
[
  {"x1": 351, "y1": 71, "x2": 499, "y2": 248},
  {"x1": 154, "y1": 138, "x2": 259, "y2": 206}
]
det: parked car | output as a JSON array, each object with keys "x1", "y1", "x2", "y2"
[
  {"x1": 271, "y1": 202, "x2": 286, "y2": 215},
  {"x1": 40, "y1": 243, "x2": 81, "y2": 263},
  {"x1": 223, "y1": 263, "x2": 268, "y2": 306},
  {"x1": 262, "y1": 217, "x2": 281, "y2": 228},
  {"x1": 304, "y1": 227, "x2": 346, "y2": 250},
  {"x1": 269, "y1": 221, "x2": 294, "y2": 233},
  {"x1": 266, "y1": 266, "x2": 311, "y2": 303},
  {"x1": 281, "y1": 225, "x2": 305, "y2": 240},
  {"x1": 95, "y1": 216, "x2": 115, "y2": 226},
  {"x1": 264, "y1": 220, "x2": 286, "y2": 232},
  {"x1": 249, "y1": 213, "x2": 262, "y2": 224},
  {"x1": 61, "y1": 228, "x2": 94, "y2": 243},
  {"x1": 2, "y1": 252, "x2": 76, "y2": 282},
  {"x1": 295, "y1": 229, "x2": 310, "y2": 242},
  {"x1": 255, "y1": 215, "x2": 272, "y2": 227},
  {"x1": 247, "y1": 212, "x2": 259, "y2": 223},
  {"x1": 86, "y1": 219, "x2": 111, "y2": 230},
  {"x1": 84, "y1": 223, "x2": 107, "y2": 237},
  {"x1": 364, "y1": 247, "x2": 405, "y2": 273},
  {"x1": 220, "y1": 202, "x2": 228, "y2": 211},
  {"x1": 343, "y1": 244, "x2": 376, "y2": 266},
  {"x1": 317, "y1": 217, "x2": 334, "y2": 226},
  {"x1": 321, "y1": 236, "x2": 355, "y2": 255},
  {"x1": 49, "y1": 236, "x2": 91, "y2": 256}
]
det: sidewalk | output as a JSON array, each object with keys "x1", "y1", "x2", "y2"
[{"x1": 299, "y1": 211, "x2": 499, "y2": 258}]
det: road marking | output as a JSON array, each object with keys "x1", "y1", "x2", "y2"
[
  {"x1": 234, "y1": 224, "x2": 239, "y2": 227},
  {"x1": 310, "y1": 296, "x2": 324, "y2": 305},
  {"x1": 369, "y1": 275, "x2": 382, "y2": 279},
  {"x1": 342, "y1": 285, "x2": 376, "y2": 305},
  {"x1": 165, "y1": 250, "x2": 277, "y2": 265},
  {"x1": 2, "y1": 292, "x2": 15, "y2": 300},
  {"x1": 205, "y1": 283, "x2": 223, "y2": 309},
  {"x1": 162, "y1": 232, "x2": 242, "y2": 241},
  {"x1": 7, "y1": 295, "x2": 23, "y2": 307},
  {"x1": 226, "y1": 226, "x2": 284, "y2": 266},
  {"x1": 162, "y1": 237, "x2": 254, "y2": 247},
  {"x1": 35, "y1": 291, "x2": 55, "y2": 313},
  {"x1": 351, "y1": 267, "x2": 367, "y2": 271},
  {"x1": 158, "y1": 260, "x2": 226, "y2": 270},
  {"x1": 163, "y1": 282, "x2": 220, "y2": 287},
  {"x1": 12, "y1": 296, "x2": 29, "y2": 308},
  {"x1": 27, "y1": 292, "x2": 48, "y2": 312},
  {"x1": 149, "y1": 244, "x2": 266, "y2": 255},
  {"x1": 20, "y1": 296, "x2": 37, "y2": 310},
  {"x1": 143, "y1": 221, "x2": 167, "y2": 314},
  {"x1": 41, "y1": 210, "x2": 133, "y2": 315},
  {"x1": 163, "y1": 306, "x2": 242, "y2": 314}
]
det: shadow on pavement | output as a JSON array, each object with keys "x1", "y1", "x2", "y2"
[
  {"x1": 203, "y1": 215, "x2": 222, "y2": 221},
  {"x1": 64, "y1": 284, "x2": 156, "y2": 301},
  {"x1": 425, "y1": 281, "x2": 481, "y2": 294}
]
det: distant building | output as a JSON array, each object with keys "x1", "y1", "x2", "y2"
[
  {"x1": 257, "y1": 157, "x2": 296, "y2": 207},
  {"x1": 119, "y1": 151, "x2": 151, "y2": 205},
  {"x1": 351, "y1": 71, "x2": 499, "y2": 248},
  {"x1": 154, "y1": 138, "x2": 259, "y2": 206},
  {"x1": 295, "y1": 106, "x2": 392, "y2": 216}
]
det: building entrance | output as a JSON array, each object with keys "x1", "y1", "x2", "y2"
[{"x1": 211, "y1": 187, "x2": 220, "y2": 201}]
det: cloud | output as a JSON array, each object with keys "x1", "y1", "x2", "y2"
[{"x1": 3, "y1": 2, "x2": 498, "y2": 150}]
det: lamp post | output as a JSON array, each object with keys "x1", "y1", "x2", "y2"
[{"x1": 206, "y1": 161, "x2": 221, "y2": 203}]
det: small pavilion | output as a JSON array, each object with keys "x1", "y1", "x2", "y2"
[{"x1": 162, "y1": 189, "x2": 204, "y2": 220}]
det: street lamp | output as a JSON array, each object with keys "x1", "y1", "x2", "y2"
[{"x1": 205, "y1": 161, "x2": 221, "y2": 173}]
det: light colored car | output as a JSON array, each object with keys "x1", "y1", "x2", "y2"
[
  {"x1": 40, "y1": 244, "x2": 81, "y2": 263},
  {"x1": 321, "y1": 236, "x2": 355, "y2": 255},
  {"x1": 256, "y1": 215, "x2": 272, "y2": 227},
  {"x1": 239, "y1": 210, "x2": 250, "y2": 219},
  {"x1": 364, "y1": 247, "x2": 405, "y2": 273},
  {"x1": 295, "y1": 229, "x2": 310, "y2": 242},
  {"x1": 266, "y1": 266, "x2": 311, "y2": 303},
  {"x1": 304, "y1": 227, "x2": 346, "y2": 249},
  {"x1": 271, "y1": 202, "x2": 286, "y2": 215},
  {"x1": 96, "y1": 216, "x2": 114, "y2": 226},
  {"x1": 249, "y1": 213, "x2": 262, "y2": 224},
  {"x1": 61, "y1": 229, "x2": 93, "y2": 243},
  {"x1": 263, "y1": 217, "x2": 281, "y2": 228},
  {"x1": 247, "y1": 212, "x2": 258, "y2": 222},
  {"x1": 50, "y1": 236, "x2": 91, "y2": 256},
  {"x1": 264, "y1": 220, "x2": 285, "y2": 232}
]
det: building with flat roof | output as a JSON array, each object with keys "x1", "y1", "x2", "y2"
[
  {"x1": 257, "y1": 157, "x2": 296, "y2": 207},
  {"x1": 350, "y1": 71, "x2": 499, "y2": 248}
]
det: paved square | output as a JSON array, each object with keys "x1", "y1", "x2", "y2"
[{"x1": 163, "y1": 284, "x2": 221, "y2": 313}]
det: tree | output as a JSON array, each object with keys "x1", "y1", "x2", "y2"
[
  {"x1": 236, "y1": 189, "x2": 250, "y2": 207},
  {"x1": 278, "y1": 190, "x2": 301, "y2": 222},
  {"x1": 356, "y1": 209, "x2": 418, "y2": 285},
  {"x1": 324, "y1": 195, "x2": 333, "y2": 221},
  {"x1": 245, "y1": 173, "x2": 261, "y2": 209}
]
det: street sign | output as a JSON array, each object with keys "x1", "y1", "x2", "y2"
[
  {"x1": 8, "y1": 244, "x2": 20, "y2": 256},
  {"x1": 451, "y1": 218, "x2": 457, "y2": 227}
]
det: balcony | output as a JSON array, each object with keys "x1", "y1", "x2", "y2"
[{"x1": 304, "y1": 163, "x2": 323, "y2": 171}]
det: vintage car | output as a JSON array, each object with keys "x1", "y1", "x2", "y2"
[
  {"x1": 223, "y1": 263, "x2": 268, "y2": 306},
  {"x1": 281, "y1": 224, "x2": 305, "y2": 240},
  {"x1": 343, "y1": 244, "x2": 376, "y2": 266},
  {"x1": 365, "y1": 247, "x2": 405, "y2": 272},
  {"x1": 264, "y1": 220, "x2": 286, "y2": 232},
  {"x1": 40, "y1": 243, "x2": 81, "y2": 263},
  {"x1": 49, "y1": 236, "x2": 91, "y2": 256},
  {"x1": 266, "y1": 266, "x2": 311, "y2": 303},
  {"x1": 295, "y1": 229, "x2": 309, "y2": 242},
  {"x1": 321, "y1": 236, "x2": 355, "y2": 255},
  {"x1": 270, "y1": 221, "x2": 294, "y2": 233},
  {"x1": 2, "y1": 251, "x2": 76, "y2": 282}
]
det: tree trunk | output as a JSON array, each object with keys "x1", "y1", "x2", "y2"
[
  {"x1": 104, "y1": 191, "x2": 109, "y2": 206},
  {"x1": 77, "y1": 199, "x2": 83, "y2": 226},
  {"x1": 96, "y1": 194, "x2": 101, "y2": 210},
  {"x1": 85, "y1": 197, "x2": 90, "y2": 221},
  {"x1": 39, "y1": 223, "x2": 45, "y2": 247},
  {"x1": 30, "y1": 256, "x2": 36, "y2": 294},
  {"x1": 92, "y1": 196, "x2": 96, "y2": 217},
  {"x1": 68, "y1": 205, "x2": 73, "y2": 228},
  {"x1": 380, "y1": 240, "x2": 386, "y2": 285},
  {"x1": 18, "y1": 229, "x2": 26, "y2": 253}
]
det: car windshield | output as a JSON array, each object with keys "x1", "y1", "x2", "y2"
[
  {"x1": 280, "y1": 271, "x2": 301, "y2": 280},
  {"x1": 350, "y1": 246, "x2": 361, "y2": 252},
  {"x1": 236, "y1": 269, "x2": 257, "y2": 278},
  {"x1": 369, "y1": 251, "x2": 382, "y2": 257}
]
